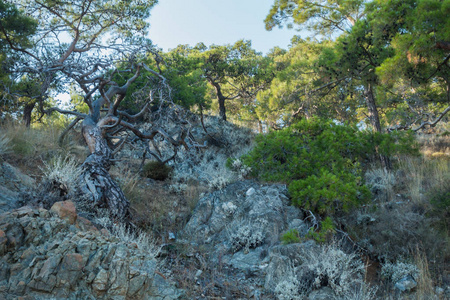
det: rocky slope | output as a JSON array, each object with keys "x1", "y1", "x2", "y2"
[
  {"x1": 1, "y1": 156, "x2": 449, "y2": 299},
  {"x1": 0, "y1": 201, "x2": 182, "y2": 300}
]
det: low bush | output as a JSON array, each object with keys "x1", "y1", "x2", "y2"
[
  {"x1": 428, "y1": 180, "x2": 450, "y2": 231},
  {"x1": 306, "y1": 216, "x2": 336, "y2": 243},
  {"x1": 243, "y1": 117, "x2": 418, "y2": 216},
  {"x1": 142, "y1": 161, "x2": 173, "y2": 181},
  {"x1": 281, "y1": 229, "x2": 300, "y2": 244}
]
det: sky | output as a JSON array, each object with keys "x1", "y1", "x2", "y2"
[{"x1": 147, "y1": 0, "x2": 299, "y2": 54}]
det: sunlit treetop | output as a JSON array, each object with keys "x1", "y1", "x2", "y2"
[{"x1": 264, "y1": 0, "x2": 366, "y2": 35}]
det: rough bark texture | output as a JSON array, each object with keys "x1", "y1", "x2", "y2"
[
  {"x1": 364, "y1": 82, "x2": 382, "y2": 133},
  {"x1": 22, "y1": 102, "x2": 35, "y2": 128},
  {"x1": 364, "y1": 82, "x2": 391, "y2": 170},
  {"x1": 211, "y1": 81, "x2": 227, "y2": 121},
  {"x1": 80, "y1": 118, "x2": 130, "y2": 220}
]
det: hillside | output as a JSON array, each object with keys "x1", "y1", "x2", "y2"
[{"x1": 0, "y1": 117, "x2": 449, "y2": 299}]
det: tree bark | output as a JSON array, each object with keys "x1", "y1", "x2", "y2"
[
  {"x1": 23, "y1": 102, "x2": 35, "y2": 128},
  {"x1": 258, "y1": 119, "x2": 263, "y2": 133},
  {"x1": 79, "y1": 117, "x2": 130, "y2": 220},
  {"x1": 210, "y1": 81, "x2": 227, "y2": 121},
  {"x1": 364, "y1": 82, "x2": 382, "y2": 133},
  {"x1": 364, "y1": 82, "x2": 391, "y2": 170}
]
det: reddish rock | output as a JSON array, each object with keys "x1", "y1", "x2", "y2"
[
  {"x1": 76, "y1": 216, "x2": 99, "y2": 232},
  {"x1": 50, "y1": 201, "x2": 77, "y2": 224}
]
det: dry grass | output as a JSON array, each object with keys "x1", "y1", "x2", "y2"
[
  {"x1": 397, "y1": 155, "x2": 449, "y2": 204},
  {"x1": 355, "y1": 128, "x2": 450, "y2": 297},
  {"x1": 417, "y1": 132, "x2": 450, "y2": 160},
  {"x1": 110, "y1": 160, "x2": 207, "y2": 238},
  {"x1": 0, "y1": 133, "x2": 11, "y2": 156},
  {"x1": 1, "y1": 121, "x2": 87, "y2": 178},
  {"x1": 365, "y1": 168, "x2": 396, "y2": 202},
  {"x1": 96, "y1": 215, "x2": 161, "y2": 258},
  {"x1": 40, "y1": 155, "x2": 82, "y2": 192},
  {"x1": 414, "y1": 247, "x2": 435, "y2": 299}
]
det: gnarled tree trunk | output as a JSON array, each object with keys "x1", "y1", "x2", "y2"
[
  {"x1": 209, "y1": 80, "x2": 227, "y2": 121},
  {"x1": 79, "y1": 117, "x2": 130, "y2": 221}
]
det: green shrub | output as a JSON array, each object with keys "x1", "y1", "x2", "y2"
[
  {"x1": 306, "y1": 217, "x2": 336, "y2": 243},
  {"x1": 142, "y1": 161, "x2": 172, "y2": 181},
  {"x1": 281, "y1": 229, "x2": 300, "y2": 244},
  {"x1": 428, "y1": 180, "x2": 450, "y2": 231},
  {"x1": 243, "y1": 117, "x2": 418, "y2": 216}
]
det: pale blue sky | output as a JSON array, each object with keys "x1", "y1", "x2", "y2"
[{"x1": 147, "y1": 0, "x2": 298, "y2": 54}]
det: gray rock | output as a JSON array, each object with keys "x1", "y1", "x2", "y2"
[
  {"x1": 0, "y1": 162, "x2": 35, "y2": 213},
  {"x1": 179, "y1": 181, "x2": 311, "y2": 297},
  {"x1": 180, "y1": 181, "x2": 296, "y2": 256},
  {"x1": 264, "y1": 241, "x2": 317, "y2": 291},
  {"x1": 0, "y1": 204, "x2": 183, "y2": 299},
  {"x1": 224, "y1": 247, "x2": 267, "y2": 274},
  {"x1": 246, "y1": 187, "x2": 256, "y2": 197},
  {"x1": 395, "y1": 274, "x2": 417, "y2": 292}
]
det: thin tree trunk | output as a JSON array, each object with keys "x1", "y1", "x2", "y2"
[
  {"x1": 258, "y1": 119, "x2": 263, "y2": 133},
  {"x1": 364, "y1": 82, "x2": 382, "y2": 133},
  {"x1": 211, "y1": 81, "x2": 227, "y2": 121},
  {"x1": 23, "y1": 102, "x2": 35, "y2": 127},
  {"x1": 364, "y1": 82, "x2": 391, "y2": 170}
]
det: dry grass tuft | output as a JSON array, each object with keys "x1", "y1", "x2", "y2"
[
  {"x1": 40, "y1": 155, "x2": 82, "y2": 190},
  {"x1": 1, "y1": 121, "x2": 87, "y2": 177},
  {"x1": 415, "y1": 247, "x2": 434, "y2": 299},
  {"x1": 0, "y1": 133, "x2": 11, "y2": 156},
  {"x1": 96, "y1": 215, "x2": 160, "y2": 258}
]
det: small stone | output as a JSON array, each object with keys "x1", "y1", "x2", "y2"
[
  {"x1": 435, "y1": 286, "x2": 444, "y2": 296},
  {"x1": 16, "y1": 206, "x2": 34, "y2": 218},
  {"x1": 246, "y1": 187, "x2": 256, "y2": 197},
  {"x1": 395, "y1": 275, "x2": 417, "y2": 292},
  {"x1": 50, "y1": 201, "x2": 77, "y2": 224},
  {"x1": 194, "y1": 269, "x2": 202, "y2": 279}
]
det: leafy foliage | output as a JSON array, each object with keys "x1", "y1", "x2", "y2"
[
  {"x1": 243, "y1": 118, "x2": 418, "y2": 215},
  {"x1": 142, "y1": 161, "x2": 173, "y2": 181},
  {"x1": 428, "y1": 180, "x2": 450, "y2": 231},
  {"x1": 305, "y1": 217, "x2": 336, "y2": 243},
  {"x1": 281, "y1": 228, "x2": 300, "y2": 244}
]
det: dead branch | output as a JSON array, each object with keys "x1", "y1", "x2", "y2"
[
  {"x1": 58, "y1": 116, "x2": 82, "y2": 146},
  {"x1": 387, "y1": 105, "x2": 450, "y2": 132}
]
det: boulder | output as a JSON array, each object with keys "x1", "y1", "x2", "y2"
[
  {"x1": 180, "y1": 181, "x2": 302, "y2": 256},
  {"x1": 50, "y1": 200, "x2": 77, "y2": 224},
  {"x1": 179, "y1": 180, "x2": 311, "y2": 296},
  {"x1": 0, "y1": 162, "x2": 35, "y2": 213}
]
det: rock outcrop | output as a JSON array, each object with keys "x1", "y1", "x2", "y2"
[
  {"x1": 180, "y1": 181, "x2": 304, "y2": 254},
  {"x1": 0, "y1": 202, "x2": 182, "y2": 299},
  {"x1": 179, "y1": 181, "x2": 318, "y2": 297},
  {"x1": 177, "y1": 181, "x2": 376, "y2": 299},
  {"x1": 0, "y1": 162, "x2": 35, "y2": 213}
]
